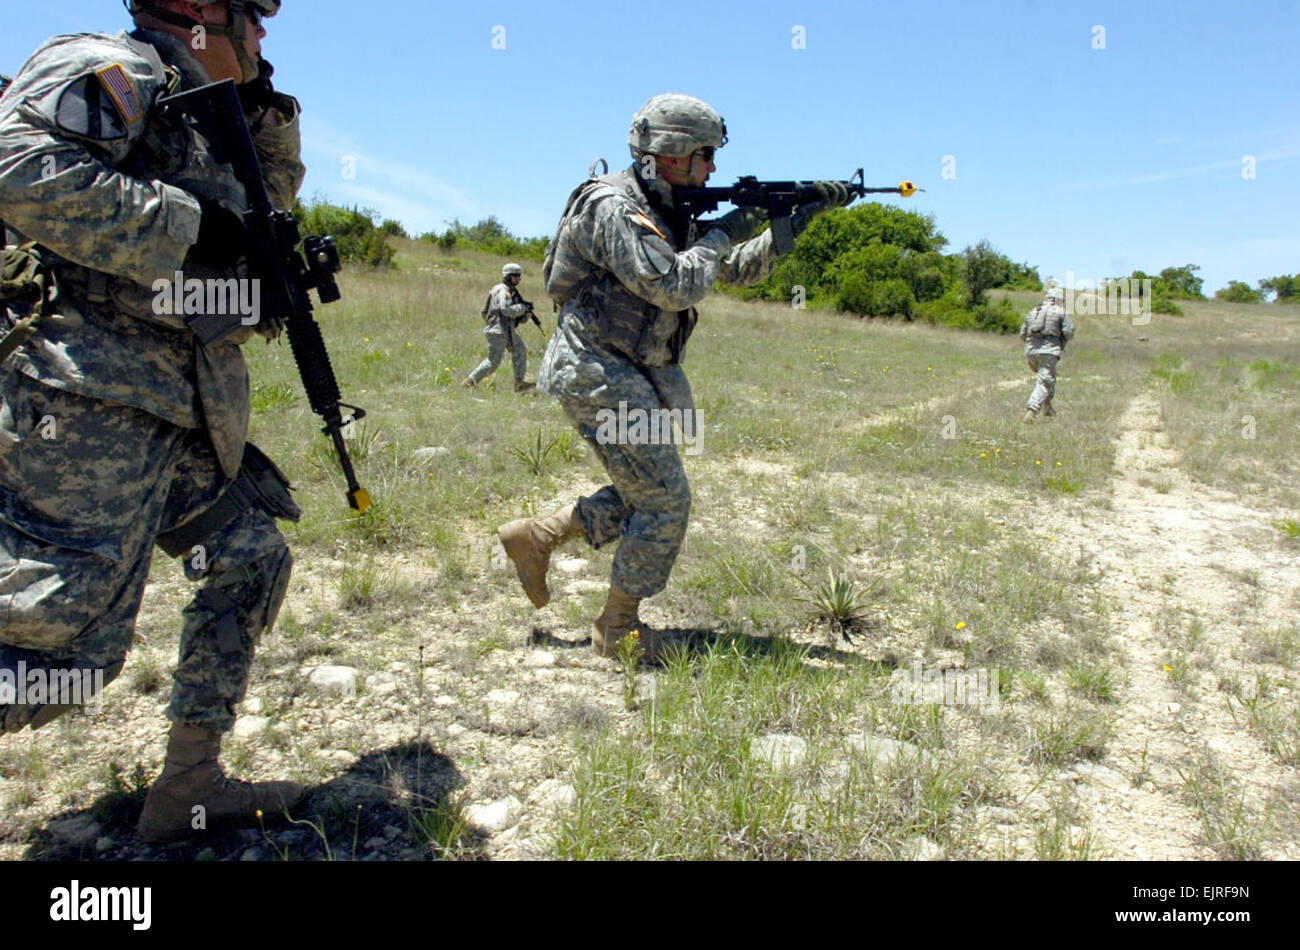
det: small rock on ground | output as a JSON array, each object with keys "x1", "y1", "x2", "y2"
[{"x1": 466, "y1": 796, "x2": 523, "y2": 834}]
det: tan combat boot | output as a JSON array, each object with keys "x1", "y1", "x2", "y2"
[
  {"x1": 514, "y1": 379, "x2": 536, "y2": 394},
  {"x1": 1042, "y1": 401, "x2": 1055, "y2": 417},
  {"x1": 1022, "y1": 408, "x2": 1037, "y2": 424},
  {"x1": 592, "y1": 584, "x2": 665, "y2": 663},
  {"x1": 498, "y1": 503, "x2": 584, "y2": 607},
  {"x1": 461, "y1": 377, "x2": 475, "y2": 388},
  {"x1": 137, "y1": 723, "x2": 304, "y2": 843}
]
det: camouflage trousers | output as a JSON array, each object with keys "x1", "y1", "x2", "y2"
[
  {"x1": 0, "y1": 370, "x2": 291, "y2": 735},
  {"x1": 1026, "y1": 352, "x2": 1060, "y2": 413},
  {"x1": 468, "y1": 326, "x2": 527, "y2": 384},
  {"x1": 557, "y1": 362, "x2": 693, "y2": 599}
]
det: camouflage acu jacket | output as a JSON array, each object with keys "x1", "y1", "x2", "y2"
[
  {"x1": 542, "y1": 165, "x2": 775, "y2": 374},
  {"x1": 481, "y1": 281, "x2": 530, "y2": 335},
  {"x1": 0, "y1": 28, "x2": 305, "y2": 478}
]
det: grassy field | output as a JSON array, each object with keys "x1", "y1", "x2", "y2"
[{"x1": 1, "y1": 238, "x2": 1296, "y2": 861}]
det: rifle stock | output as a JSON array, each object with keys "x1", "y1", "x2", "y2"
[{"x1": 159, "y1": 79, "x2": 370, "y2": 514}]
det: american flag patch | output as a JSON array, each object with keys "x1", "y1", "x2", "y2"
[{"x1": 95, "y1": 64, "x2": 142, "y2": 124}]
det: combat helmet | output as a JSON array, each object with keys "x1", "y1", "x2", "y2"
[
  {"x1": 1045, "y1": 284, "x2": 1066, "y2": 303},
  {"x1": 629, "y1": 93, "x2": 728, "y2": 159},
  {"x1": 126, "y1": 1, "x2": 279, "y2": 81},
  {"x1": 502, "y1": 263, "x2": 523, "y2": 279}
]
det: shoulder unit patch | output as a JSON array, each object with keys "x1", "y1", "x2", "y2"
[{"x1": 631, "y1": 212, "x2": 668, "y2": 241}]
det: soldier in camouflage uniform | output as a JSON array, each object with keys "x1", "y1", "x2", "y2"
[
  {"x1": 0, "y1": 0, "x2": 306, "y2": 841},
  {"x1": 462, "y1": 262, "x2": 535, "y2": 393},
  {"x1": 497, "y1": 94, "x2": 850, "y2": 660},
  {"x1": 1020, "y1": 284, "x2": 1074, "y2": 422}
]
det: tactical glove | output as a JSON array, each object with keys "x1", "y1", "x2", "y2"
[
  {"x1": 188, "y1": 198, "x2": 248, "y2": 271},
  {"x1": 790, "y1": 201, "x2": 827, "y2": 238},
  {"x1": 791, "y1": 181, "x2": 854, "y2": 239},
  {"x1": 700, "y1": 206, "x2": 767, "y2": 245}
]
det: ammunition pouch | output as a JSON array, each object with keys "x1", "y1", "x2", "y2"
[
  {"x1": 1, "y1": 241, "x2": 45, "y2": 307},
  {"x1": 585, "y1": 277, "x2": 694, "y2": 368},
  {"x1": 156, "y1": 441, "x2": 301, "y2": 557},
  {"x1": 1, "y1": 241, "x2": 54, "y2": 364}
]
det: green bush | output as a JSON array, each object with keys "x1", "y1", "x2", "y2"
[
  {"x1": 1259, "y1": 275, "x2": 1298, "y2": 302},
  {"x1": 973, "y1": 296, "x2": 1021, "y2": 333},
  {"x1": 1158, "y1": 264, "x2": 1205, "y2": 300},
  {"x1": 911, "y1": 266, "x2": 947, "y2": 302},
  {"x1": 1214, "y1": 281, "x2": 1263, "y2": 304},
  {"x1": 727, "y1": 203, "x2": 1035, "y2": 333},
  {"x1": 838, "y1": 276, "x2": 913, "y2": 318},
  {"x1": 960, "y1": 239, "x2": 1008, "y2": 307},
  {"x1": 293, "y1": 199, "x2": 395, "y2": 268},
  {"x1": 914, "y1": 287, "x2": 974, "y2": 328},
  {"x1": 1152, "y1": 288, "x2": 1184, "y2": 315},
  {"x1": 439, "y1": 217, "x2": 549, "y2": 262}
]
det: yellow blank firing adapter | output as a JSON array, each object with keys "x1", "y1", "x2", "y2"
[
  {"x1": 348, "y1": 487, "x2": 372, "y2": 514},
  {"x1": 898, "y1": 181, "x2": 917, "y2": 197}
]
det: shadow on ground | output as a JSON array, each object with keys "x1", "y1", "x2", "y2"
[{"x1": 22, "y1": 740, "x2": 487, "y2": 862}]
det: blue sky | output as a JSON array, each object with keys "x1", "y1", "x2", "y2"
[{"x1": 4, "y1": 0, "x2": 1297, "y2": 293}]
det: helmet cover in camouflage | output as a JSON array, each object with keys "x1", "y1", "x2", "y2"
[
  {"x1": 502, "y1": 263, "x2": 522, "y2": 278},
  {"x1": 628, "y1": 93, "x2": 728, "y2": 158},
  {"x1": 1045, "y1": 285, "x2": 1066, "y2": 303},
  {"x1": 128, "y1": 0, "x2": 280, "y2": 16}
]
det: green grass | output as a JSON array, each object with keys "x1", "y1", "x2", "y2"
[
  {"x1": 75, "y1": 239, "x2": 1287, "y2": 864},
  {"x1": 550, "y1": 636, "x2": 991, "y2": 860}
]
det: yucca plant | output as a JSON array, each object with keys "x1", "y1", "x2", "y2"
[
  {"x1": 508, "y1": 427, "x2": 563, "y2": 476},
  {"x1": 794, "y1": 567, "x2": 881, "y2": 641}
]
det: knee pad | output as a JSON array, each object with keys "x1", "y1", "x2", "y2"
[{"x1": 196, "y1": 545, "x2": 292, "y2": 654}]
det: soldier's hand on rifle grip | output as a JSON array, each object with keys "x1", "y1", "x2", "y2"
[
  {"x1": 790, "y1": 201, "x2": 827, "y2": 239},
  {"x1": 187, "y1": 197, "x2": 249, "y2": 270},
  {"x1": 700, "y1": 206, "x2": 766, "y2": 245}
]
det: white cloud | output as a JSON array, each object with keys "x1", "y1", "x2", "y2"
[{"x1": 299, "y1": 119, "x2": 481, "y2": 233}]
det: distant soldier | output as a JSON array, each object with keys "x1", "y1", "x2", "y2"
[
  {"x1": 1020, "y1": 284, "x2": 1074, "y2": 422},
  {"x1": 462, "y1": 262, "x2": 540, "y2": 392},
  {"x1": 496, "y1": 93, "x2": 849, "y2": 661}
]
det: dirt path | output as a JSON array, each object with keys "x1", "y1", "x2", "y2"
[
  {"x1": 1052, "y1": 391, "x2": 1299, "y2": 859},
  {"x1": 851, "y1": 378, "x2": 1025, "y2": 432}
]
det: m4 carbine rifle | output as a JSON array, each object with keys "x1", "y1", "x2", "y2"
[
  {"x1": 675, "y1": 169, "x2": 920, "y2": 254},
  {"x1": 158, "y1": 79, "x2": 370, "y2": 514},
  {"x1": 515, "y1": 297, "x2": 545, "y2": 334}
]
